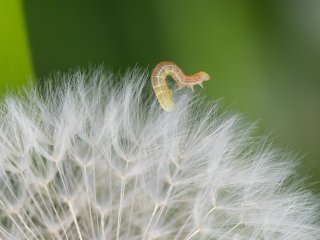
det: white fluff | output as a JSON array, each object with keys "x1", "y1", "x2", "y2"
[{"x1": 0, "y1": 67, "x2": 318, "y2": 239}]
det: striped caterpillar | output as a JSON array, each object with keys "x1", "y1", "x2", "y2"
[{"x1": 151, "y1": 61, "x2": 210, "y2": 111}]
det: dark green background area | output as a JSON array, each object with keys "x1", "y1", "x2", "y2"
[
  {"x1": 23, "y1": 0, "x2": 167, "y2": 74},
  {"x1": 2, "y1": 1, "x2": 320, "y2": 191}
]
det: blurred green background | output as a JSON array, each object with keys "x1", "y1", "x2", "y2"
[{"x1": 1, "y1": 0, "x2": 320, "y2": 191}]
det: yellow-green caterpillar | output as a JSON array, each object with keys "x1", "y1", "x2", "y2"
[{"x1": 151, "y1": 61, "x2": 210, "y2": 111}]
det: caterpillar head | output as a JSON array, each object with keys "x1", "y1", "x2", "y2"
[{"x1": 198, "y1": 71, "x2": 210, "y2": 82}]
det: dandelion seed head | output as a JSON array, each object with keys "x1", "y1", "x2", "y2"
[{"x1": 0, "y1": 67, "x2": 319, "y2": 239}]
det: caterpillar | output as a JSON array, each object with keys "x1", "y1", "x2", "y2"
[{"x1": 151, "y1": 61, "x2": 210, "y2": 111}]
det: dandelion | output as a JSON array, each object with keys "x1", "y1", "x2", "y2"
[{"x1": 0, "y1": 67, "x2": 319, "y2": 239}]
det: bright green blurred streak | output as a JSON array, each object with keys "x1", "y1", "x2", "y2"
[{"x1": 0, "y1": 0, "x2": 33, "y2": 96}]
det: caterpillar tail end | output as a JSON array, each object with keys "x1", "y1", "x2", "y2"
[{"x1": 160, "y1": 99, "x2": 174, "y2": 112}]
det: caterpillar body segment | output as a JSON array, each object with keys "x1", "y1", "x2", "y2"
[
  {"x1": 151, "y1": 75, "x2": 174, "y2": 111},
  {"x1": 151, "y1": 61, "x2": 210, "y2": 111}
]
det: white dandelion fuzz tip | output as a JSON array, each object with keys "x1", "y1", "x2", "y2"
[{"x1": 0, "y1": 67, "x2": 319, "y2": 239}]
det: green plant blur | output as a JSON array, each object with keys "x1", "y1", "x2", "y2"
[
  {"x1": 2, "y1": 0, "x2": 320, "y2": 191},
  {"x1": 0, "y1": 0, "x2": 34, "y2": 95}
]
